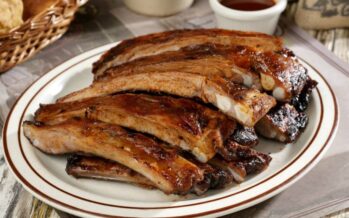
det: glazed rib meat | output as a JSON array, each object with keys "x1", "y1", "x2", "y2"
[
  {"x1": 252, "y1": 49, "x2": 308, "y2": 101},
  {"x1": 95, "y1": 44, "x2": 261, "y2": 87},
  {"x1": 255, "y1": 103, "x2": 308, "y2": 143},
  {"x1": 66, "y1": 154, "x2": 235, "y2": 195},
  {"x1": 66, "y1": 154, "x2": 155, "y2": 188},
  {"x1": 35, "y1": 94, "x2": 237, "y2": 162},
  {"x1": 210, "y1": 142, "x2": 272, "y2": 182},
  {"x1": 290, "y1": 77, "x2": 318, "y2": 112},
  {"x1": 66, "y1": 146, "x2": 271, "y2": 190},
  {"x1": 66, "y1": 149, "x2": 271, "y2": 192},
  {"x1": 92, "y1": 29, "x2": 283, "y2": 77},
  {"x1": 256, "y1": 78, "x2": 316, "y2": 143},
  {"x1": 97, "y1": 44, "x2": 308, "y2": 101},
  {"x1": 57, "y1": 72, "x2": 276, "y2": 127},
  {"x1": 181, "y1": 153, "x2": 234, "y2": 194},
  {"x1": 229, "y1": 125, "x2": 258, "y2": 147},
  {"x1": 23, "y1": 119, "x2": 204, "y2": 195}
]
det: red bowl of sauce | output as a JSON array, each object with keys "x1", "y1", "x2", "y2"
[{"x1": 220, "y1": 0, "x2": 275, "y2": 11}]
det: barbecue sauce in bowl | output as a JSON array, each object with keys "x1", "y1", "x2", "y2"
[{"x1": 220, "y1": 0, "x2": 275, "y2": 11}]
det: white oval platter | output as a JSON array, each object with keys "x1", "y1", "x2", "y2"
[{"x1": 2, "y1": 43, "x2": 339, "y2": 218}]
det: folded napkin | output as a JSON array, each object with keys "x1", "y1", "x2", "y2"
[{"x1": 295, "y1": 0, "x2": 349, "y2": 29}]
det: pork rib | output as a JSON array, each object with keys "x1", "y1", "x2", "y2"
[
  {"x1": 66, "y1": 145, "x2": 270, "y2": 188},
  {"x1": 210, "y1": 142, "x2": 272, "y2": 182},
  {"x1": 66, "y1": 147, "x2": 271, "y2": 190},
  {"x1": 92, "y1": 29, "x2": 283, "y2": 76},
  {"x1": 66, "y1": 154, "x2": 234, "y2": 195},
  {"x1": 95, "y1": 44, "x2": 261, "y2": 87},
  {"x1": 66, "y1": 154, "x2": 155, "y2": 188},
  {"x1": 97, "y1": 44, "x2": 307, "y2": 101},
  {"x1": 229, "y1": 125, "x2": 258, "y2": 147},
  {"x1": 23, "y1": 119, "x2": 204, "y2": 195},
  {"x1": 35, "y1": 94, "x2": 236, "y2": 162},
  {"x1": 290, "y1": 77, "x2": 318, "y2": 112},
  {"x1": 255, "y1": 103, "x2": 308, "y2": 143},
  {"x1": 57, "y1": 72, "x2": 276, "y2": 127},
  {"x1": 252, "y1": 49, "x2": 308, "y2": 101}
]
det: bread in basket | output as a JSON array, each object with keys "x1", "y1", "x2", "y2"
[{"x1": 0, "y1": 0, "x2": 88, "y2": 73}]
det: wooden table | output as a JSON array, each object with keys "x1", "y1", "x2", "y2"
[{"x1": 1, "y1": 1, "x2": 348, "y2": 217}]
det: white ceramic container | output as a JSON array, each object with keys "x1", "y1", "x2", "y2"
[
  {"x1": 123, "y1": 0, "x2": 194, "y2": 17},
  {"x1": 209, "y1": 0, "x2": 287, "y2": 34}
]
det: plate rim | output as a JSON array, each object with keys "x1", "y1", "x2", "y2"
[
  {"x1": 2, "y1": 43, "x2": 339, "y2": 218},
  {"x1": 15, "y1": 50, "x2": 326, "y2": 209}
]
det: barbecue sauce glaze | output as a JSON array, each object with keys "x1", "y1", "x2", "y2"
[{"x1": 220, "y1": 0, "x2": 275, "y2": 11}]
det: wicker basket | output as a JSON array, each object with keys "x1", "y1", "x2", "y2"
[{"x1": 0, "y1": 0, "x2": 88, "y2": 73}]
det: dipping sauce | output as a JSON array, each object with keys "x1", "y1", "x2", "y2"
[{"x1": 220, "y1": 0, "x2": 276, "y2": 11}]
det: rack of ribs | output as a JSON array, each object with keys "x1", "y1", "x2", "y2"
[
  {"x1": 23, "y1": 119, "x2": 204, "y2": 195},
  {"x1": 35, "y1": 94, "x2": 237, "y2": 162},
  {"x1": 66, "y1": 147, "x2": 271, "y2": 194},
  {"x1": 23, "y1": 118, "x2": 269, "y2": 195},
  {"x1": 35, "y1": 94, "x2": 261, "y2": 162},
  {"x1": 57, "y1": 71, "x2": 276, "y2": 127},
  {"x1": 65, "y1": 154, "x2": 235, "y2": 195},
  {"x1": 92, "y1": 29, "x2": 283, "y2": 77},
  {"x1": 96, "y1": 44, "x2": 308, "y2": 102},
  {"x1": 21, "y1": 28, "x2": 320, "y2": 196},
  {"x1": 56, "y1": 69, "x2": 311, "y2": 143}
]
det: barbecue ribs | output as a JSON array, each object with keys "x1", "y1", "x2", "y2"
[
  {"x1": 97, "y1": 44, "x2": 308, "y2": 102},
  {"x1": 57, "y1": 72, "x2": 276, "y2": 127},
  {"x1": 23, "y1": 119, "x2": 204, "y2": 195},
  {"x1": 93, "y1": 29, "x2": 283, "y2": 77},
  {"x1": 35, "y1": 94, "x2": 237, "y2": 162}
]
